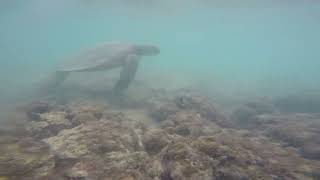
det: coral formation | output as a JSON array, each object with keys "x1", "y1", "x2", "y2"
[
  {"x1": 232, "y1": 103, "x2": 320, "y2": 161},
  {"x1": 1, "y1": 88, "x2": 320, "y2": 179},
  {"x1": 273, "y1": 93, "x2": 320, "y2": 113},
  {"x1": 25, "y1": 111, "x2": 72, "y2": 139},
  {"x1": 0, "y1": 136, "x2": 54, "y2": 179}
]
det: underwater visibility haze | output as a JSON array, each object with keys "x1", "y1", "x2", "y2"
[
  {"x1": 1, "y1": 0, "x2": 320, "y2": 179},
  {"x1": 1, "y1": 0, "x2": 320, "y2": 103}
]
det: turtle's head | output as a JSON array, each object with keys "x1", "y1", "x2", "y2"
[{"x1": 135, "y1": 44, "x2": 160, "y2": 56}]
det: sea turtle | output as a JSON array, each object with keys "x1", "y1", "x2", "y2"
[{"x1": 41, "y1": 42, "x2": 160, "y2": 95}]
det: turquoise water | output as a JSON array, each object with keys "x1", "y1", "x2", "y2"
[{"x1": 1, "y1": 0, "x2": 320, "y2": 104}]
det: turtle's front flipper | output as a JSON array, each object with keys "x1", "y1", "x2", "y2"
[{"x1": 112, "y1": 54, "x2": 140, "y2": 95}]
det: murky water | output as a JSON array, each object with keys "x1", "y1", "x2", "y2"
[
  {"x1": 1, "y1": 1, "x2": 320, "y2": 103},
  {"x1": 1, "y1": 1, "x2": 320, "y2": 179}
]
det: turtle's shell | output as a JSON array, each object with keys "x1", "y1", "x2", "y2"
[{"x1": 57, "y1": 42, "x2": 136, "y2": 72}]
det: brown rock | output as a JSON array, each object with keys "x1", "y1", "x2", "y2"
[{"x1": 142, "y1": 129, "x2": 170, "y2": 155}]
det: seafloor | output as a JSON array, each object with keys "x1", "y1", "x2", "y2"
[{"x1": 0, "y1": 81, "x2": 320, "y2": 180}]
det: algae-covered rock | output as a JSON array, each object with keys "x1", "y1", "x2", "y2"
[
  {"x1": 244, "y1": 99, "x2": 276, "y2": 114},
  {"x1": 163, "y1": 111, "x2": 222, "y2": 138},
  {"x1": 44, "y1": 118, "x2": 144, "y2": 160},
  {"x1": 24, "y1": 101, "x2": 107, "y2": 140},
  {"x1": 66, "y1": 102, "x2": 105, "y2": 120},
  {"x1": 142, "y1": 129, "x2": 170, "y2": 155},
  {"x1": 273, "y1": 93, "x2": 320, "y2": 113},
  {"x1": 159, "y1": 141, "x2": 214, "y2": 180},
  {"x1": 231, "y1": 106, "x2": 258, "y2": 127},
  {"x1": 64, "y1": 161, "x2": 89, "y2": 180},
  {"x1": 231, "y1": 99, "x2": 276, "y2": 129},
  {"x1": 44, "y1": 125, "x2": 91, "y2": 159},
  {"x1": 0, "y1": 136, "x2": 54, "y2": 179},
  {"x1": 9, "y1": 90, "x2": 320, "y2": 179},
  {"x1": 63, "y1": 151, "x2": 152, "y2": 180},
  {"x1": 71, "y1": 112, "x2": 98, "y2": 126},
  {"x1": 24, "y1": 101, "x2": 52, "y2": 120},
  {"x1": 250, "y1": 113, "x2": 320, "y2": 160},
  {"x1": 102, "y1": 151, "x2": 149, "y2": 179},
  {"x1": 148, "y1": 90, "x2": 232, "y2": 127},
  {"x1": 173, "y1": 93, "x2": 231, "y2": 127},
  {"x1": 25, "y1": 111, "x2": 72, "y2": 139},
  {"x1": 149, "y1": 102, "x2": 179, "y2": 122},
  {"x1": 301, "y1": 142, "x2": 320, "y2": 160},
  {"x1": 204, "y1": 130, "x2": 320, "y2": 180},
  {"x1": 145, "y1": 159, "x2": 164, "y2": 178}
]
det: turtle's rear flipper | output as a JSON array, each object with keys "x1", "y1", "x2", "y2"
[
  {"x1": 112, "y1": 55, "x2": 139, "y2": 95},
  {"x1": 38, "y1": 71, "x2": 70, "y2": 95}
]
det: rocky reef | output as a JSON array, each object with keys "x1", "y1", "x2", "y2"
[
  {"x1": 273, "y1": 92, "x2": 320, "y2": 113},
  {"x1": 0, "y1": 136, "x2": 54, "y2": 180},
  {"x1": 1, "y1": 88, "x2": 320, "y2": 179},
  {"x1": 231, "y1": 98, "x2": 320, "y2": 162}
]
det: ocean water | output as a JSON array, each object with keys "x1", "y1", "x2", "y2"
[
  {"x1": 1, "y1": 1, "x2": 320, "y2": 179},
  {"x1": 0, "y1": 1, "x2": 320, "y2": 110}
]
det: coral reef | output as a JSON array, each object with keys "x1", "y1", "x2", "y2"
[
  {"x1": 273, "y1": 93, "x2": 320, "y2": 113},
  {"x1": 0, "y1": 136, "x2": 54, "y2": 179},
  {"x1": 258, "y1": 113, "x2": 320, "y2": 160},
  {"x1": 232, "y1": 101, "x2": 320, "y2": 161},
  {"x1": 1, "y1": 88, "x2": 320, "y2": 179},
  {"x1": 25, "y1": 111, "x2": 72, "y2": 139},
  {"x1": 44, "y1": 119, "x2": 144, "y2": 160},
  {"x1": 149, "y1": 91, "x2": 233, "y2": 128},
  {"x1": 231, "y1": 99, "x2": 276, "y2": 128}
]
